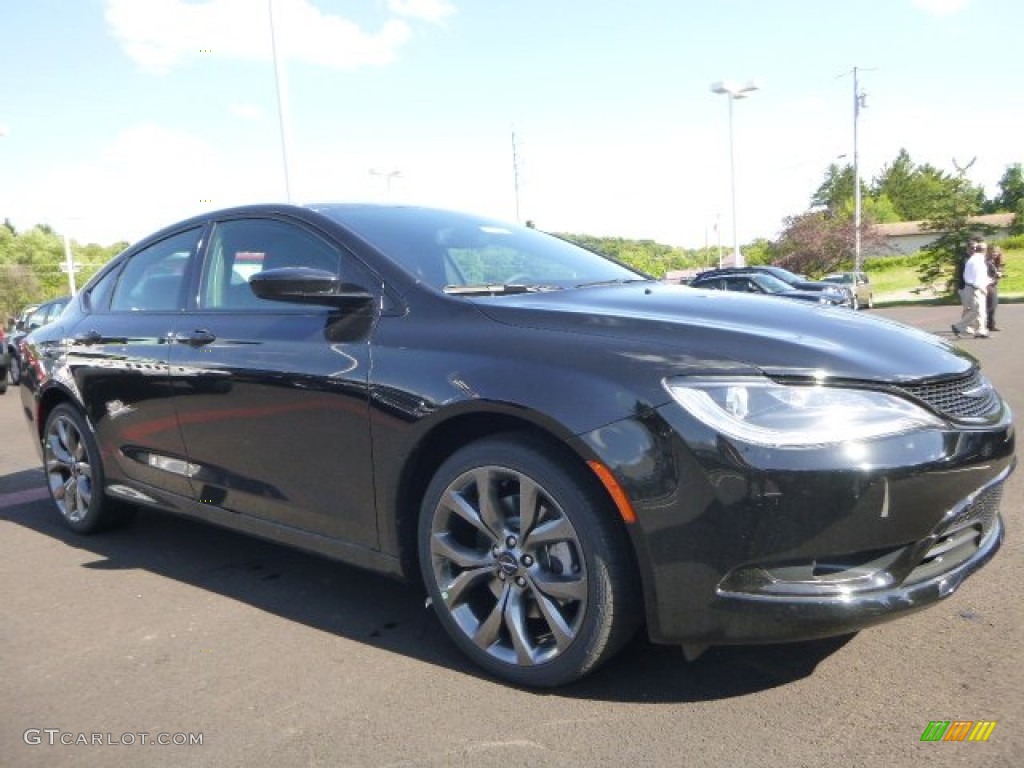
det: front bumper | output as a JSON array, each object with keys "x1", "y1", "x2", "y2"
[
  {"x1": 704, "y1": 508, "x2": 1003, "y2": 644},
  {"x1": 581, "y1": 403, "x2": 1015, "y2": 647}
]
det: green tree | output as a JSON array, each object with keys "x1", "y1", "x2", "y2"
[
  {"x1": 742, "y1": 238, "x2": 777, "y2": 266},
  {"x1": 916, "y1": 162, "x2": 992, "y2": 292},
  {"x1": 0, "y1": 224, "x2": 127, "y2": 321},
  {"x1": 1009, "y1": 198, "x2": 1024, "y2": 236},
  {"x1": 811, "y1": 163, "x2": 856, "y2": 212},
  {"x1": 812, "y1": 161, "x2": 899, "y2": 223},
  {"x1": 993, "y1": 163, "x2": 1024, "y2": 212},
  {"x1": 871, "y1": 148, "x2": 978, "y2": 221}
]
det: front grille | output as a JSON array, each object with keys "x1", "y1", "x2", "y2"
[{"x1": 899, "y1": 369, "x2": 999, "y2": 420}]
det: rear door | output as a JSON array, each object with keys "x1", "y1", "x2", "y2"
[
  {"x1": 168, "y1": 216, "x2": 379, "y2": 546},
  {"x1": 68, "y1": 227, "x2": 203, "y2": 498}
]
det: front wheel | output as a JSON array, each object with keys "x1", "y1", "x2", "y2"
[
  {"x1": 419, "y1": 435, "x2": 640, "y2": 687},
  {"x1": 43, "y1": 403, "x2": 135, "y2": 533}
]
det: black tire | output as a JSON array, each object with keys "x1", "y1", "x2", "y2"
[
  {"x1": 42, "y1": 403, "x2": 135, "y2": 534},
  {"x1": 418, "y1": 434, "x2": 640, "y2": 687},
  {"x1": 9, "y1": 352, "x2": 21, "y2": 385},
  {"x1": 0, "y1": 369, "x2": 7, "y2": 394}
]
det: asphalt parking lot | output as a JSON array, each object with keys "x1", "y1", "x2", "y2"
[{"x1": 2, "y1": 304, "x2": 1021, "y2": 768}]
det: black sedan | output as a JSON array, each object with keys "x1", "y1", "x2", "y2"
[
  {"x1": 689, "y1": 271, "x2": 851, "y2": 307},
  {"x1": 18, "y1": 204, "x2": 1014, "y2": 687},
  {"x1": 696, "y1": 264, "x2": 852, "y2": 300}
]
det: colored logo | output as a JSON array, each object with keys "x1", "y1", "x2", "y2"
[{"x1": 920, "y1": 721, "x2": 996, "y2": 742}]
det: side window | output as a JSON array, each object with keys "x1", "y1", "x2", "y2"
[
  {"x1": 26, "y1": 305, "x2": 49, "y2": 330},
  {"x1": 46, "y1": 299, "x2": 70, "y2": 323},
  {"x1": 111, "y1": 229, "x2": 201, "y2": 312},
  {"x1": 201, "y1": 219, "x2": 342, "y2": 310},
  {"x1": 83, "y1": 263, "x2": 123, "y2": 313}
]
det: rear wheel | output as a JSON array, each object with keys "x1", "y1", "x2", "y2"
[
  {"x1": 9, "y1": 353, "x2": 21, "y2": 385},
  {"x1": 419, "y1": 435, "x2": 640, "y2": 687},
  {"x1": 43, "y1": 404, "x2": 135, "y2": 533}
]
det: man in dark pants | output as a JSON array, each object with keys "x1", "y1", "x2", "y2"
[{"x1": 986, "y1": 244, "x2": 1005, "y2": 331}]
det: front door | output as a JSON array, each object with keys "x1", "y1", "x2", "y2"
[{"x1": 168, "y1": 216, "x2": 378, "y2": 547}]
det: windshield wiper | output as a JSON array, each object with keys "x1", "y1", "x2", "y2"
[
  {"x1": 574, "y1": 277, "x2": 653, "y2": 288},
  {"x1": 443, "y1": 283, "x2": 562, "y2": 296}
]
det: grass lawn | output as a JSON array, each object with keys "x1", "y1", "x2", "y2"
[{"x1": 867, "y1": 247, "x2": 1024, "y2": 305}]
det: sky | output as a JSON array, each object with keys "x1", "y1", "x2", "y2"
[{"x1": 1, "y1": 0, "x2": 1021, "y2": 249}]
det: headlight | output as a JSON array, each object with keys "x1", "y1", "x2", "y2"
[{"x1": 664, "y1": 377, "x2": 945, "y2": 447}]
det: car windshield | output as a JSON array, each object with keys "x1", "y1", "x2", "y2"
[
  {"x1": 751, "y1": 274, "x2": 794, "y2": 293},
  {"x1": 762, "y1": 266, "x2": 805, "y2": 285},
  {"x1": 313, "y1": 205, "x2": 647, "y2": 293},
  {"x1": 823, "y1": 274, "x2": 851, "y2": 284}
]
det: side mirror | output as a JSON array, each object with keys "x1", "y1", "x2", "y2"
[{"x1": 249, "y1": 267, "x2": 374, "y2": 309}]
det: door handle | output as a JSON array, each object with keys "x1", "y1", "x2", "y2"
[
  {"x1": 73, "y1": 330, "x2": 102, "y2": 345},
  {"x1": 174, "y1": 329, "x2": 216, "y2": 347}
]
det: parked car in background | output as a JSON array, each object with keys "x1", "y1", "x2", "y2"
[
  {"x1": 823, "y1": 271, "x2": 873, "y2": 310},
  {"x1": 690, "y1": 270, "x2": 852, "y2": 308},
  {"x1": 698, "y1": 265, "x2": 854, "y2": 303},
  {"x1": 6, "y1": 297, "x2": 71, "y2": 385},
  {"x1": 0, "y1": 326, "x2": 9, "y2": 393},
  {"x1": 17, "y1": 204, "x2": 1014, "y2": 687}
]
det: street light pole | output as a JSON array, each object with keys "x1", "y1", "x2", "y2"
[
  {"x1": 711, "y1": 80, "x2": 760, "y2": 267},
  {"x1": 269, "y1": 0, "x2": 293, "y2": 202}
]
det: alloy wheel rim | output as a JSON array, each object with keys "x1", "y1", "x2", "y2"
[
  {"x1": 44, "y1": 415, "x2": 93, "y2": 523},
  {"x1": 429, "y1": 466, "x2": 588, "y2": 667}
]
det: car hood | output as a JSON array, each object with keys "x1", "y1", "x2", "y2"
[{"x1": 471, "y1": 283, "x2": 973, "y2": 383}]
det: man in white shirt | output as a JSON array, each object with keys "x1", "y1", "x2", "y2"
[{"x1": 952, "y1": 242, "x2": 992, "y2": 338}]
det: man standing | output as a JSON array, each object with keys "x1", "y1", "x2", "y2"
[
  {"x1": 986, "y1": 244, "x2": 1005, "y2": 331},
  {"x1": 952, "y1": 241, "x2": 992, "y2": 338}
]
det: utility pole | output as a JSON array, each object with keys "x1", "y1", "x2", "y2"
[
  {"x1": 849, "y1": 67, "x2": 873, "y2": 274},
  {"x1": 853, "y1": 67, "x2": 863, "y2": 274}
]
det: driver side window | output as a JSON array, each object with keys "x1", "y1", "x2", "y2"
[{"x1": 201, "y1": 219, "x2": 342, "y2": 310}]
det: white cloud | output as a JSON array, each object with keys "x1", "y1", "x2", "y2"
[
  {"x1": 387, "y1": 0, "x2": 456, "y2": 24},
  {"x1": 910, "y1": 0, "x2": 970, "y2": 16},
  {"x1": 5, "y1": 123, "x2": 282, "y2": 245},
  {"x1": 104, "y1": 0, "x2": 426, "y2": 74}
]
